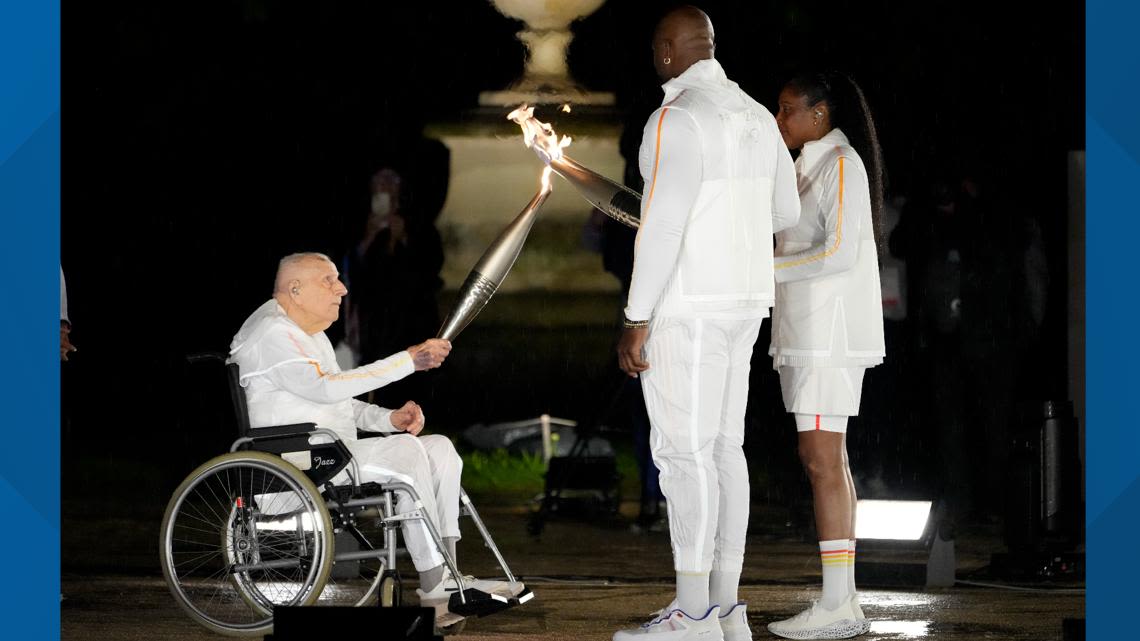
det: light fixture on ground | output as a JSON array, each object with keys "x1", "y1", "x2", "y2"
[
  {"x1": 853, "y1": 498, "x2": 950, "y2": 588},
  {"x1": 856, "y1": 500, "x2": 933, "y2": 541}
]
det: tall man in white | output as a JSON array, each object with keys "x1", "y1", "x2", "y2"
[
  {"x1": 614, "y1": 6, "x2": 800, "y2": 641},
  {"x1": 229, "y1": 252, "x2": 516, "y2": 628}
]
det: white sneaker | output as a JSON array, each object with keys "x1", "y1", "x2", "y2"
[
  {"x1": 849, "y1": 595, "x2": 870, "y2": 634},
  {"x1": 613, "y1": 604, "x2": 724, "y2": 640},
  {"x1": 415, "y1": 571, "x2": 513, "y2": 627},
  {"x1": 767, "y1": 600, "x2": 863, "y2": 639},
  {"x1": 415, "y1": 581, "x2": 466, "y2": 629},
  {"x1": 718, "y1": 602, "x2": 752, "y2": 641},
  {"x1": 452, "y1": 574, "x2": 521, "y2": 599}
]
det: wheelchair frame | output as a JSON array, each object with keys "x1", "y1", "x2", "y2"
[{"x1": 159, "y1": 356, "x2": 530, "y2": 637}]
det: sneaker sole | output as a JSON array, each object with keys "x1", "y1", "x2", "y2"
[
  {"x1": 767, "y1": 618, "x2": 863, "y2": 640},
  {"x1": 721, "y1": 626, "x2": 752, "y2": 641}
]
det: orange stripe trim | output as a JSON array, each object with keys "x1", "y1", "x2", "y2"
[
  {"x1": 776, "y1": 156, "x2": 846, "y2": 270},
  {"x1": 821, "y1": 550, "x2": 848, "y2": 556},
  {"x1": 642, "y1": 108, "x2": 670, "y2": 218},
  {"x1": 306, "y1": 354, "x2": 411, "y2": 381}
]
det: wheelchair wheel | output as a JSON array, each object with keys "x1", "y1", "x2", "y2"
[
  {"x1": 379, "y1": 570, "x2": 402, "y2": 607},
  {"x1": 160, "y1": 451, "x2": 334, "y2": 636},
  {"x1": 314, "y1": 518, "x2": 387, "y2": 607}
]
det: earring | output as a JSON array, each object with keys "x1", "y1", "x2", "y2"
[{"x1": 663, "y1": 57, "x2": 671, "y2": 65}]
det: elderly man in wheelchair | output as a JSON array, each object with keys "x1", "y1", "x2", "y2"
[{"x1": 159, "y1": 252, "x2": 531, "y2": 636}]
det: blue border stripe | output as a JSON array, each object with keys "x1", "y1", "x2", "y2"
[
  {"x1": 0, "y1": 1, "x2": 60, "y2": 639},
  {"x1": 1088, "y1": 0, "x2": 1140, "y2": 638}
]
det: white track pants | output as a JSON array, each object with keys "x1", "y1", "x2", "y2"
[
  {"x1": 641, "y1": 316, "x2": 763, "y2": 573},
  {"x1": 346, "y1": 433, "x2": 463, "y2": 571}
]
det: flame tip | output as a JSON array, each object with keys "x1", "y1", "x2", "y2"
[{"x1": 508, "y1": 103, "x2": 572, "y2": 164}]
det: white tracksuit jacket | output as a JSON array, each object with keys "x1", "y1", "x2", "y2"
[
  {"x1": 769, "y1": 128, "x2": 886, "y2": 369},
  {"x1": 228, "y1": 299, "x2": 461, "y2": 571},
  {"x1": 626, "y1": 59, "x2": 800, "y2": 574}
]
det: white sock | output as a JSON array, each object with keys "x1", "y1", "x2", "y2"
[
  {"x1": 444, "y1": 536, "x2": 458, "y2": 565},
  {"x1": 419, "y1": 564, "x2": 445, "y2": 593},
  {"x1": 820, "y1": 539, "x2": 850, "y2": 610},
  {"x1": 848, "y1": 540, "x2": 858, "y2": 603},
  {"x1": 709, "y1": 570, "x2": 740, "y2": 609},
  {"x1": 676, "y1": 572, "x2": 710, "y2": 616}
]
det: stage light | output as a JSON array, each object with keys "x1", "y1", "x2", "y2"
[{"x1": 855, "y1": 500, "x2": 933, "y2": 541}]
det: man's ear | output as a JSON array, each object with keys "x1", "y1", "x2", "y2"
[{"x1": 289, "y1": 279, "x2": 302, "y2": 296}]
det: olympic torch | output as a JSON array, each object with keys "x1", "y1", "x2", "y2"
[
  {"x1": 507, "y1": 105, "x2": 642, "y2": 229},
  {"x1": 437, "y1": 168, "x2": 553, "y2": 341}
]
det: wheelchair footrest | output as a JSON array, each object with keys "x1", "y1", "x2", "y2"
[
  {"x1": 511, "y1": 587, "x2": 535, "y2": 606},
  {"x1": 446, "y1": 586, "x2": 535, "y2": 618},
  {"x1": 447, "y1": 588, "x2": 511, "y2": 617}
]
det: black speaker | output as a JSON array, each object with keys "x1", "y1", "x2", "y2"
[{"x1": 265, "y1": 606, "x2": 442, "y2": 640}]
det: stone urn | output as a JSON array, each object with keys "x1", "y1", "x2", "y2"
[{"x1": 480, "y1": 0, "x2": 614, "y2": 106}]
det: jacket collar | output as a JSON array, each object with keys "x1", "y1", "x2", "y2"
[
  {"x1": 661, "y1": 58, "x2": 735, "y2": 103},
  {"x1": 798, "y1": 127, "x2": 850, "y2": 170}
]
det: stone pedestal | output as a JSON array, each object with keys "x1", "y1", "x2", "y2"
[{"x1": 426, "y1": 108, "x2": 624, "y2": 293}]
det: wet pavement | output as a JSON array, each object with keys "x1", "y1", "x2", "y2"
[{"x1": 62, "y1": 508, "x2": 1083, "y2": 640}]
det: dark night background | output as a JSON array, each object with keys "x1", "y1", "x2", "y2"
[{"x1": 60, "y1": 0, "x2": 1084, "y2": 553}]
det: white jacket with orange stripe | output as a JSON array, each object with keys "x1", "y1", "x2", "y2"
[
  {"x1": 625, "y1": 59, "x2": 800, "y2": 322},
  {"x1": 769, "y1": 128, "x2": 885, "y2": 368},
  {"x1": 228, "y1": 299, "x2": 414, "y2": 442}
]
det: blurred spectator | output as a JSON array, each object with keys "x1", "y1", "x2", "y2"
[
  {"x1": 345, "y1": 156, "x2": 446, "y2": 408},
  {"x1": 61, "y1": 266, "x2": 77, "y2": 361}
]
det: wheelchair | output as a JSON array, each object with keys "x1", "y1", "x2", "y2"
[{"x1": 159, "y1": 356, "x2": 532, "y2": 637}]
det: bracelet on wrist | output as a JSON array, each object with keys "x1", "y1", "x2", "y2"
[{"x1": 623, "y1": 316, "x2": 650, "y2": 329}]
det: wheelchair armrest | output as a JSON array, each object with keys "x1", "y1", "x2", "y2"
[{"x1": 248, "y1": 423, "x2": 317, "y2": 439}]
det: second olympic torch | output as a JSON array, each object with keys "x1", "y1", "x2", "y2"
[
  {"x1": 437, "y1": 169, "x2": 553, "y2": 341},
  {"x1": 507, "y1": 105, "x2": 642, "y2": 229}
]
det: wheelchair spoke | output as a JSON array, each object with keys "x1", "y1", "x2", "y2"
[
  {"x1": 172, "y1": 549, "x2": 223, "y2": 576},
  {"x1": 171, "y1": 520, "x2": 225, "y2": 539},
  {"x1": 179, "y1": 498, "x2": 225, "y2": 531},
  {"x1": 196, "y1": 472, "x2": 233, "y2": 527}
]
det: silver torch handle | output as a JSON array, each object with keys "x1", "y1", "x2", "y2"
[
  {"x1": 549, "y1": 155, "x2": 641, "y2": 229},
  {"x1": 437, "y1": 187, "x2": 552, "y2": 341}
]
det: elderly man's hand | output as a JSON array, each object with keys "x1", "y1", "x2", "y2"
[
  {"x1": 617, "y1": 326, "x2": 650, "y2": 378},
  {"x1": 408, "y1": 338, "x2": 451, "y2": 371},
  {"x1": 390, "y1": 401, "x2": 425, "y2": 435}
]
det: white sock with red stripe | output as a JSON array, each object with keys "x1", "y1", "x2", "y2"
[
  {"x1": 820, "y1": 539, "x2": 851, "y2": 610},
  {"x1": 848, "y1": 539, "x2": 858, "y2": 601}
]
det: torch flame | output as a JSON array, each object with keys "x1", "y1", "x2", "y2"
[
  {"x1": 540, "y1": 165, "x2": 553, "y2": 193},
  {"x1": 561, "y1": 104, "x2": 572, "y2": 113},
  {"x1": 507, "y1": 104, "x2": 572, "y2": 165}
]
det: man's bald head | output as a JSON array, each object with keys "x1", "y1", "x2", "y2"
[
  {"x1": 272, "y1": 252, "x2": 348, "y2": 334},
  {"x1": 652, "y1": 5, "x2": 715, "y2": 82},
  {"x1": 274, "y1": 252, "x2": 334, "y2": 295}
]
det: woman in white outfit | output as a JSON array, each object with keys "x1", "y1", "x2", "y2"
[{"x1": 766, "y1": 72, "x2": 887, "y2": 640}]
